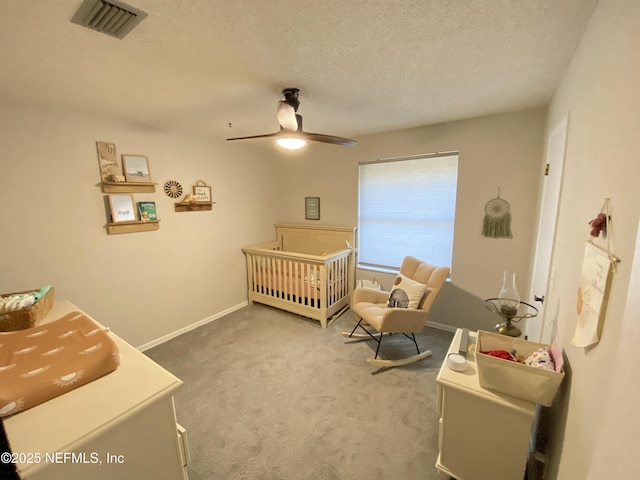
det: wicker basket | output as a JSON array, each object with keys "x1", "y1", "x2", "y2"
[{"x1": 0, "y1": 287, "x2": 55, "y2": 332}]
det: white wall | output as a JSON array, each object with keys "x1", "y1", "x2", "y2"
[
  {"x1": 540, "y1": 0, "x2": 640, "y2": 477},
  {"x1": 276, "y1": 109, "x2": 546, "y2": 331},
  {"x1": 0, "y1": 102, "x2": 280, "y2": 347}
]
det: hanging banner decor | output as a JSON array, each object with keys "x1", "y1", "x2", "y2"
[{"x1": 571, "y1": 242, "x2": 613, "y2": 347}]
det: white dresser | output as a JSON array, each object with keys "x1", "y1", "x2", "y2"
[
  {"x1": 4, "y1": 301, "x2": 189, "y2": 480},
  {"x1": 435, "y1": 329, "x2": 536, "y2": 480}
]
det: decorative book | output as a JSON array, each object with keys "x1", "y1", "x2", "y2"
[{"x1": 137, "y1": 201, "x2": 157, "y2": 221}]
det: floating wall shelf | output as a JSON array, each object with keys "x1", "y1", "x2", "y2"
[
  {"x1": 174, "y1": 201, "x2": 216, "y2": 213},
  {"x1": 106, "y1": 220, "x2": 160, "y2": 235},
  {"x1": 101, "y1": 181, "x2": 157, "y2": 194}
]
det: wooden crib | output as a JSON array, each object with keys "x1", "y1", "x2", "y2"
[{"x1": 242, "y1": 224, "x2": 357, "y2": 328}]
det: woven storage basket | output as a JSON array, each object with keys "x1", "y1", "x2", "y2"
[
  {"x1": 475, "y1": 330, "x2": 564, "y2": 406},
  {"x1": 0, "y1": 287, "x2": 55, "y2": 332}
]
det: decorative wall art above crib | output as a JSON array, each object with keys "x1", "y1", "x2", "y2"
[{"x1": 305, "y1": 197, "x2": 320, "y2": 220}]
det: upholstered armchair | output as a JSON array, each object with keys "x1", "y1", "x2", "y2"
[{"x1": 344, "y1": 256, "x2": 450, "y2": 367}]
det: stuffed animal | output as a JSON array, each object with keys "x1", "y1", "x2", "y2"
[{"x1": 589, "y1": 213, "x2": 607, "y2": 237}]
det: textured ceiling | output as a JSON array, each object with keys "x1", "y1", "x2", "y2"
[{"x1": 0, "y1": 0, "x2": 597, "y2": 142}]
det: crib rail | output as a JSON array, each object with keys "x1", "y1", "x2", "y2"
[{"x1": 242, "y1": 243, "x2": 354, "y2": 328}]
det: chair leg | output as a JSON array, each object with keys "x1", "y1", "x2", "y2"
[
  {"x1": 402, "y1": 333, "x2": 420, "y2": 355},
  {"x1": 374, "y1": 332, "x2": 383, "y2": 359},
  {"x1": 343, "y1": 319, "x2": 384, "y2": 358},
  {"x1": 349, "y1": 318, "x2": 363, "y2": 337}
]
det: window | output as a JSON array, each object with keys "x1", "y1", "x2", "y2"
[{"x1": 358, "y1": 153, "x2": 458, "y2": 271}]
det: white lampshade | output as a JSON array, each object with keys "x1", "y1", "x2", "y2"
[{"x1": 276, "y1": 137, "x2": 307, "y2": 150}]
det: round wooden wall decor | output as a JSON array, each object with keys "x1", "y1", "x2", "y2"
[{"x1": 164, "y1": 180, "x2": 183, "y2": 199}]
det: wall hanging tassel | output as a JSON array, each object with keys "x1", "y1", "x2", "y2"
[{"x1": 482, "y1": 188, "x2": 513, "y2": 239}]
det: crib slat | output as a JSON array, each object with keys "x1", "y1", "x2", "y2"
[
  {"x1": 311, "y1": 264, "x2": 317, "y2": 308},
  {"x1": 294, "y1": 260, "x2": 300, "y2": 303},
  {"x1": 276, "y1": 257, "x2": 281, "y2": 299},
  {"x1": 252, "y1": 254, "x2": 258, "y2": 293},
  {"x1": 331, "y1": 258, "x2": 337, "y2": 305}
]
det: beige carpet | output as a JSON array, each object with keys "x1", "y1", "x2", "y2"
[{"x1": 145, "y1": 304, "x2": 454, "y2": 480}]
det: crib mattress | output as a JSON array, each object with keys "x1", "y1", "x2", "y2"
[
  {"x1": 0, "y1": 311, "x2": 120, "y2": 417},
  {"x1": 254, "y1": 270, "x2": 320, "y2": 296}
]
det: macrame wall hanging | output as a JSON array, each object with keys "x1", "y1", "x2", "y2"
[{"x1": 482, "y1": 188, "x2": 513, "y2": 239}]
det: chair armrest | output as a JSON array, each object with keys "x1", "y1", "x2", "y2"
[{"x1": 352, "y1": 287, "x2": 389, "y2": 305}]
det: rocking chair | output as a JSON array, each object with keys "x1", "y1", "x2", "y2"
[{"x1": 344, "y1": 256, "x2": 450, "y2": 368}]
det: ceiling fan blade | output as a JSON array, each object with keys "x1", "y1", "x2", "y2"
[
  {"x1": 226, "y1": 132, "x2": 280, "y2": 141},
  {"x1": 294, "y1": 114, "x2": 356, "y2": 146},
  {"x1": 303, "y1": 131, "x2": 357, "y2": 147}
]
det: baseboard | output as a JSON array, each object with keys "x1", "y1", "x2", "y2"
[
  {"x1": 425, "y1": 320, "x2": 458, "y2": 333},
  {"x1": 136, "y1": 301, "x2": 248, "y2": 352}
]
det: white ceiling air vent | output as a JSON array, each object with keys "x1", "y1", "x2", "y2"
[{"x1": 71, "y1": 0, "x2": 148, "y2": 39}]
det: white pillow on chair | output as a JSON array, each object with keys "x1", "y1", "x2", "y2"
[{"x1": 388, "y1": 273, "x2": 430, "y2": 308}]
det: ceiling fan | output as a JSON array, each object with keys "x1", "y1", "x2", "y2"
[{"x1": 226, "y1": 88, "x2": 357, "y2": 149}]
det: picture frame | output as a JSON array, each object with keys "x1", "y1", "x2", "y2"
[
  {"x1": 96, "y1": 141, "x2": 120, "y2": 182},
  {"x1": 193, "y1": 181, "x2": 212, "y2": 202},
  {"x1": 109, "y1": 194, "x2": 136, "y2": 223},
  {"x1": 122, "y1": 154, "x2": 152, "y2": 183},
  {"x1": 305, "y1": 197, "x2": 320, "y2": 220}
]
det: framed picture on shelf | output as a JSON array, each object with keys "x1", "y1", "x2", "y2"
[
  {"x1": 109, "y1": 194, "x2": 136, "y2": 222},
  {"x1": 193, "y1": 181, "x2": 212, "y2": 202},
  {"x1": 122, "y1": 154, "x2": 152, "y2": 183},
  {"x1": 137, "y1": 201, "x2": 157, "y2": 221},
  {"x1": 96, "y1": 141, "x2": 120, "y2": 182},
  {"x1": 305, "y1": 197, "x2": 320, "y2": 220}
]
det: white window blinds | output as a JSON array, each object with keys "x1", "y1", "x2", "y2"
[{"x1": 358, "y1": 153, "x2": 458, "y2": 270}]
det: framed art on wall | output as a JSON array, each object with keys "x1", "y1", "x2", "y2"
[
  {"x1": 193, "y1": 180, "x2": 212, "y2": 202},
  {"x1": 122, "y1": 154, "x2": 152, "y2": 183},
  {"x1": 96, "y1": 141, "x2": 120, "y2": 182},
  {"x1": 109, "y1": 194, "x2": 136, "y2": 222},
  {"x1": 305, "y1": 197, "x2": 320, "y2": 220}
]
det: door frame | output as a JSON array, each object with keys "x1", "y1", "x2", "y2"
[{"x1": 525, "y1": 113, "x2": 569, "y2": 342}]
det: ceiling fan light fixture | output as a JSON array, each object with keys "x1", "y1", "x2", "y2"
[
  {"x1": 276, "y1": 137, "x2": 307, "y2": 150},
  {"x1": 276, "y1": 101, "x2": 298, "y2": 131},
  {"x1": 226, "y1": 87, "x2": 356, "y2": 147}
]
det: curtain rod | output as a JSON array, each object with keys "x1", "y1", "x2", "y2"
[{"x1": 359, "y1": 150, "x2": 459, "y2": 165}]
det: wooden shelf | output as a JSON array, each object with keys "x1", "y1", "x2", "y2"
[
  {"x1": 174, "y1": 201, "x2": 216, "y2": 212},
  {"x1": 102, "y1": 181, "x2": 157, "y2": 193},
  {"x1": 106, "y1": 220, "x2": 160, "y2": 235}
]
